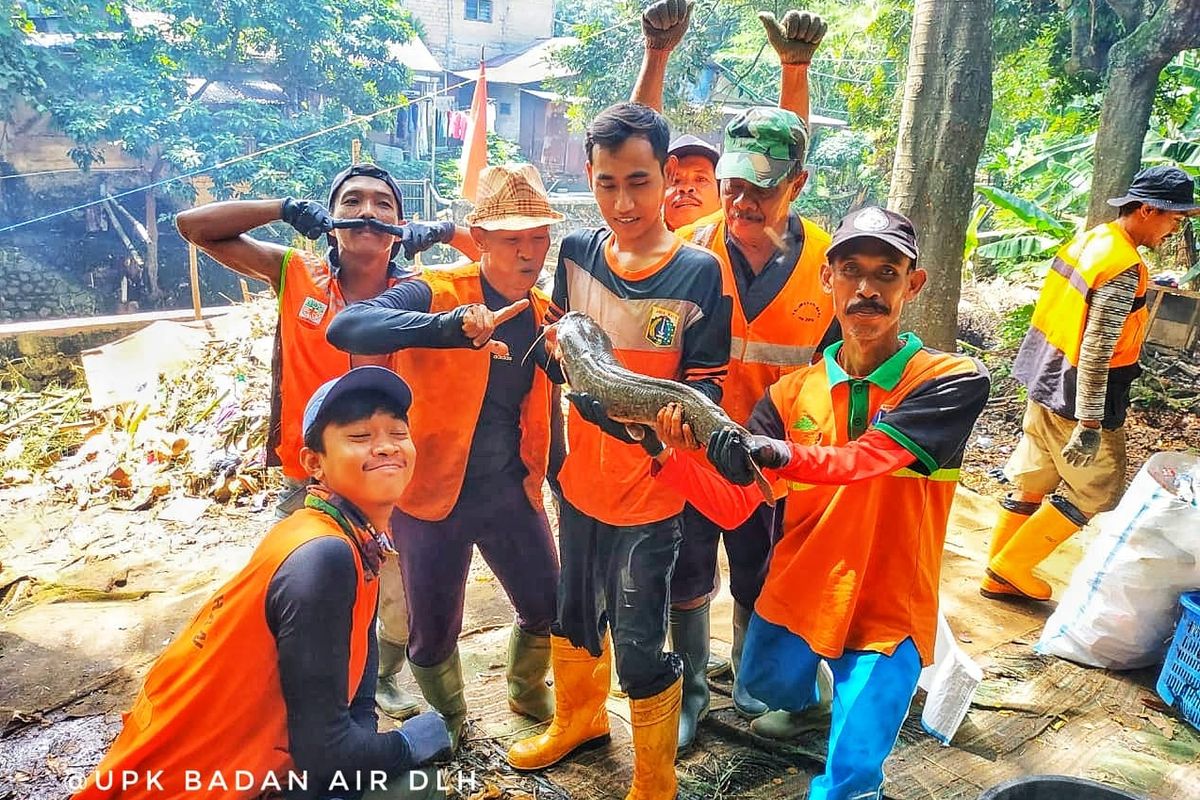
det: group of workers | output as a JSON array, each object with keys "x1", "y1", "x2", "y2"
[{"x1": 70, "y1": 1, "x2": 1200, "y2": 799}]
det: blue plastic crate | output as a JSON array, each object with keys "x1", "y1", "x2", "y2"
[{"x1": 1157, "y1": 591, "x2": 1200, "y2": 731}]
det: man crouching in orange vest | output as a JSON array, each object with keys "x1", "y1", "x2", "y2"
[
  {"x1": 73, "y1": 367, "x2": 452, "y2": 800},
  {"x1": 646, "y1": 208, "x2": 990, "y2": 800},
  {"x1": 982, "y1": 165, "x2": 1199, "y2": 602},
  {"x1": 326, "y1": 164, "x2": 566, "y2": 751}
]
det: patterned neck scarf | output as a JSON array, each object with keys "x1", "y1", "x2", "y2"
[{"x1": 303, "y1": 485, "x2": 396, "y2": 580}]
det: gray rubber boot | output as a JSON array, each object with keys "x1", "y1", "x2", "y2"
[
  {"x1": 750, "y1": 661, "x2": 834, "y2": 740},
  {"x1": 409, "y1": 649, "x2": 468, "y2": 751},
  {"x1": 377, "y1": 638, "x2": 422, "y2": 720},
  {"x1": 731, "y1": 602, "x2": 768, "y2": 719},
  {"x1": 506, "y1": 624, "x2": 555, "y2": 721},
  {"x1": 670, "y1": 601, "x2": 711, "y2": 751}
]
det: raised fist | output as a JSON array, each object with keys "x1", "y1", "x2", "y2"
[
  {"x1": 758, "y1": 10, "x2": 827, "y2": 65},
  {"x1": 643, "y1": 0, "x2": 694, "y2": 51}
]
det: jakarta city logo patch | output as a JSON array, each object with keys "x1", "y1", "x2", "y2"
[
  {"x1": 298, "y1": 296, "x2": 329, "y2": 327},
  {"x1": 645, "y1": 306, "x2": 680, "y2": 348},
  {"x1": 790, "y1": 413, "x2": 823, "y2": 446}
]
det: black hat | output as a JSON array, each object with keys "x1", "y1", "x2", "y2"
[
  {"x1": 326, "y1": 164, "x2": 408, "y2": 260},
  {"x1": 828, "y1": 206, "x2": 920, "y2": 262},
  {"x1": 668, "y1": 134, "x2": 720, "y2": 168},
  {"x1": 1106, "y1": 165, "x2": 1200, "y2": 213}
]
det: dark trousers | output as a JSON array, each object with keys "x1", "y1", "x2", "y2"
[
  {"x1": 395, "y1": 474, "x2": 559, "y2": 667},
  {"x1": 669, "y1": 501, "x2": 780, "y2": 609},
  {"x1": 554, "y1": 499, "x2": 683, "y2": 700}
]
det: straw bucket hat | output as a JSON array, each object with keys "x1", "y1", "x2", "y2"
[{"x1": 464, "y1": 164, "x2": 566, "y2": 231}]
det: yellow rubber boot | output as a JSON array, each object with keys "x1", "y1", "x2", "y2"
[
  {"x1": 507, "y1": 636, "x2": 611, "y2": 770},
  {"x1": 987, "y1": 499, "x2": 1083, "y2": 601},
  {"x1": 625, "y1": 676, "x2": 683, "y2": 800},
  {"x1": 979, "y1": 498, "x2": 1040, "y2": 599}
]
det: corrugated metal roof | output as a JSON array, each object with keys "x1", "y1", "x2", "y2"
[
  {"x1": 185, "y1": 79, "x2": 288, "y2": 105},
  {"x1": 388, "y1": 35, "x2": 443, "y2": 75},
  {"x1": 452, "y1": 37, "x2": 579, "y2": 85}
]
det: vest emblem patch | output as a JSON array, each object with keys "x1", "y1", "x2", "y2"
[
  {"x1": 299, "y1": 296, "x2": 329, "y2": 326},
  {"x1": 791, "y1": 413, "x2": 823, "y2": 446}
]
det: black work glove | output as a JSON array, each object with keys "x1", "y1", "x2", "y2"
[
  {"x1": 368, "y1": 219, "x2": 456, "y2": 260},
  {"x1": 397, "y1": 711, "x2": 453, "y2": 766},
  {"x1": 280, "y1": 197, "x2": 335, "y2": 240},
  {"x1": 567, "y1": 392, "x2": 639, "y2": 444},
  {"x1": 707, "y1": 428, "x2": 791, "y2": 485},
  {"x1": 627, "y1": 424, "x2": 665, "y2": 457}
]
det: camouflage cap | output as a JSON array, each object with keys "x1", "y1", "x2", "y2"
[{"x1": 715, "y1": 107, "x2": 808, "y2": 189}]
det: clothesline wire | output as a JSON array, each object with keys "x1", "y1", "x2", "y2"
[{"x1": 0, "y1": 15, "x2": 638, "y2": 234}]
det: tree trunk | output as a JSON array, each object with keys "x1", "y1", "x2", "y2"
[
  {"x1": 1086, "y1": 0, "x2": 1200, "y2": 226},
  {"x1": 888, "y1": 0, "x2": 994, "y2": 351}
]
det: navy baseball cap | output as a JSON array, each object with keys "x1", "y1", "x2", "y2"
[
  {"x1": 828, "y1": 207, "x2": 920, "y2": 262},
  {"x1": 1106, "y1": 165, "x2": 1200, "y2": 213},
  {"x1": 302, "y1": 366, "x2": 413, "y2": 442},
  {"x1": 669, "y1": 134, "x2": 720, "y2": 167}
]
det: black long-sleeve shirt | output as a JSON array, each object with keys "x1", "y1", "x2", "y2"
[{"x1": 267, "y1": 537, "x2": 412, "y2": 800}]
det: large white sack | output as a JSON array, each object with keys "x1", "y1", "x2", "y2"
[{"x1": 1037, "y1": 452, "x2": 1200, "y2": 670}]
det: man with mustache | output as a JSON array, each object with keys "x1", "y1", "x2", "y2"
[
  {"x1": 982, "y1": 165, "x2": 1199, "y2": 601},
  {"x1": 632, "y1": 0, "x2": 825, "y2": 233},
  {"x1": 630, "y1": 0, "x2": 838, "y2": 745},
  {"x1": 327, "y1": 164, "x2": 567, "y2": 750},
  {"x1": 648, "y1": 207, "x2": 990, "y2": 800}
]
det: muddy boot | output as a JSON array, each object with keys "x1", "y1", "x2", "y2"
[
  {"x1": 731, "y1": 602, "x2": 768, "y2": 719},
  {"x1": 507, "y1": 624, "x2": 555, "y2": 722},
  {"x1": 988, "y1": 497, "x2": 1084, "y2": 601},
  {"x1": 409, "y1": 649, "x2": 468, "y2": 751},
  {"x1": 750, "y1": 662, "x2": 833, "y2": 740},
  {"x1": 507, "y1": 636, "x2": 612, "y2": 771},
  {"x1": 979, "y1": 497, "x2": 1040, "y2": 600},
  {"x1": 625, "y1": 676, "x2": 683, "y2": 800},
  {"x1": 669, "y1": 602, "x2": 710, "y2": 752},
  {"x1": 706, "y1": 652, "x2": 732, "y2": 679},
  {"x1": 377, "y1": 638, "x2": 422, "y2": 721}
]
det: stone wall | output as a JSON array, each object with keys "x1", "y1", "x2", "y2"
[{"x1": 0, "y1": 247, "x2": 99, "y2": 323}]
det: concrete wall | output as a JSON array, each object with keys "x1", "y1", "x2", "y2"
[
  {"x1": 404, "y1": 0, "x2": 555, "y2": 69},
  {"x1": 0, "y1": 101, "x2": 143, "y2": 174}
]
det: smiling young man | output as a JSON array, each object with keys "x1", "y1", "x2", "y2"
[
  {"x1": 647, "y1": 208, "x2": 990, "y2": 800},
  {"x1": 505, "y1": 103, "x2": 730, "y2": 800},
  {"x1": 177, "y1": 165, "x2": 470, "y2": 721},
  {"x1": 73, "y1": 367, "x2": 452, "y2": 800},
  {"x1": 982, "y1": 164, "x2": 1200, "y2": 602},
  {"x1": 326, "y1": 164, "x2": 566, "y2": 750}
]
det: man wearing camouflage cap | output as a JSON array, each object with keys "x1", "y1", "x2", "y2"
[{"x1": 669, "y1": 105, "x2": 840, "y2": 747}]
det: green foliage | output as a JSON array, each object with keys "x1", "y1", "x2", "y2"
[
  {"x1": 10, "y1": 0, "x2": 419, "y2": 203},
  {"x1": 998, "y1": 302, "x2": 1034, "y2": 349}
]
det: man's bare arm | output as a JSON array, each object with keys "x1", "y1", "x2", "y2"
[
  {"x1": 176, "y1": 200, "x2": 291, "y2": 292},
  {"x1": 760, "y1": 10, "x2": 827, "y2": 129},
  {"x1": 630, "y1": 0, "x2": 693, "y2": 112}
]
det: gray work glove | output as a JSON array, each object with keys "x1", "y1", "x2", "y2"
[
  {"x1": 1061, "y1": 423, "x2": 1102, "y2": 467},
  {"x1": 397, "y1": 711, "x2": 453, "y2": 766},
  {"x1": 643, "y1": 0, "x2": 694, "y2": 51},
  {"x1": 280, "y1": 198, "x2": 335, "y2": 240},
  {"x1": 758, "y1": 10, "x2": 828, "y2": 65}
]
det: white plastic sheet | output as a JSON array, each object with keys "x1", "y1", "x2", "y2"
[
  {"x1": 918, "y1": 611, "x2": 983, "y2": 744},
  {"x1": 1037, "y1": 452, "x2": 1200, "y2": 670}
]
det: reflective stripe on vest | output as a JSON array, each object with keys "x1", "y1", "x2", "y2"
[
  {"x1": 392, "y1": 263, "x2": 552, "y2": 522},
  {"x1": 680, "y1": 214, "x2": 832, "y2": 423}
]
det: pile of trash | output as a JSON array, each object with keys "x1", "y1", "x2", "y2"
[{"x1": 4, "y1": 298, "x2": 282, "y2": 510}]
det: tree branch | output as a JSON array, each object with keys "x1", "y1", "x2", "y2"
[{"x1": 1102, "y1": 0, "x2": 1147, "y2": 32}]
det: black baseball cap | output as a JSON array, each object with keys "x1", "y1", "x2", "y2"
[
  {"x1": 327, "y1": 164, "x2": 408, "y2": 259},
  {"x1": 1106, "y1": 165, "x2": 1200, "y2": 213},
  {"x1": 302, "y1": 366, "x2": 413, "y2": 442},
  {"x1": 828, "y1": 206, "x2": 920, "y2": 262},
  {"x1": 668, "y1": 134, "x2": 720, "y2": 168}
]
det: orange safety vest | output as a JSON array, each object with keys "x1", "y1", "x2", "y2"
[
  {"x1": 757, "y1": 342, "x2": 982, "y2": 665},
  {"x1": 1014, "y1": 222, "x2": 1149, "y2": 423},
  {"x1": 392, "y1": 263, "x2": 553, "y2": 521},
  {"x1": 72, "y1": 508, "x2": 378, "y2": 800},
  {"x1": 272, "y1": 249, "x2": 407, "y2": 480},
  {"x1": 678, "y1": 213, "x2": 833, "y2": 424}
]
